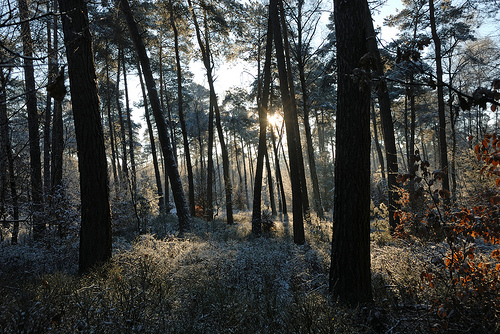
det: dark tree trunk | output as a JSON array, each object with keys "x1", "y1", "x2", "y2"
[
  {"x1": 265, "y1": 149, "x2": 277, "y2": 216},
  {"x1": 429, "y1": 0, "x2": 450, "y2": 201},
  {"x1": 277, "y1": 0, "x2": 310, "y2": 223},
  {"x1": 252, "y1": 5, "x2": 273, "y2": 235},
  {"x1": 240, "y1": 136, "x2": 250, "y2": 211},
  {"x1": 371, "y1": 101, "x2": 386, "y2": 180},
  {"x1": 271, "y1": 0, "x2": 305, "y2": 245},
  {"x1": 364, "y1": 2, "x2": 400, "y2": 232},
  {"x1": 58, "y1": 0, "x2": 112, "y2": 273},
  {"x1": 169, "y1": 0, "x2": 196, "y2": 217},
  {"x1": 271, "y1": 126, "x2": 287, "y2": 214},
  {"x1": 105, "y1": 42, "x2": 119, "y2": 192},
  {"x1": 43, "y1": 0, "x2": 54, "y2": 197},
  {"x1": 1, "y1": 69, "x2": 20, "y2": 244},
  {"x1": 295, "y1": 0, "x2": 324, "y2": 219},
  {"x1": 18, "y1": 0, "x2": 44, "y2": 240},
  {"x1": 122, "y1": 55, "x2": 137, "y2": 197},
  {"x1": 329, "y1": 0, "x2": 372, "y2": 304},
  {"x1": 137, "y1": 60, "x2": 165, "y2": 215},
  {"x1": 116, "y1": 48, "x2": 129, "y2": 185},
  {"x1": 206, "y1": 102, "x2": 215, "y2": 221},
  {"x1": 118, "y1": 0, "x2": 191, "y2": 232}
]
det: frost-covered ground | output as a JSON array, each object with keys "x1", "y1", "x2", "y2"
[{"x1": 0, "y1": 212, "x2": 498, "y2": 333}]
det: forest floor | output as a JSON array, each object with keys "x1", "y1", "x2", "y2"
[{"x1": 0, "y1": 211, "x2": 498, "y2": 333}]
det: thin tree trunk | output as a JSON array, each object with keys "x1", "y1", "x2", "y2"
[
  {"x1": 137, "y1": 60, "x2": 165, "y2": 215},
  {"x1": 252, "y1": 7, "x2": 272, "y2": 235},
  {"x1": 278, "y1": 0, "x2": 310, "y2": 223},
  {"x1": 207, "y1": 101, "x2": 215, "y2": 221},
  {"x1": 122, "y1": 54, "x2": 137, "y2": 197},
  {"x1": 43, "y1": 0, "x2": 54, "y2": 196},
  {"x1": 116, "y1": 48, "x2": 129, "y2": 185},
  {"x1": 169, "y1": 0, "x2": 195, "y2": 216},
  {"x1": 105, "y1": 41, "x2": 119, "y2": 192},
  {"x1": 118, "y1": 0, "x2": 191, "y2": 232},
  {"x1": 295, "y1": 0, "x2": 323, "y2": 219},
  {"x1": 371, "y1": 101, "x2": 386, "y2": 179},
  {"x1": 265, "y1": 149, "x2": 277, "y2": 216},
  {"x1": 272, "y1": 0, "x2": 305, "y2": 244},
  {"x1": 429, "y1": 0, "x2": 450, "y2": 202},
  {"x1": 18, "y1": 0, "x2": 44, "y2": 240},
  {"x1": 364, "y1": 2, "x2": 400, "y2": 232},
  {"x1": 240, "y1": 136, "x2": 250, "y2": 211},
  {"x1": 59, "y1": 0, "x2": 112, "y2": 273},
  {"x1": 188, "y1": 0, "x2": 233, "y2": 224}
]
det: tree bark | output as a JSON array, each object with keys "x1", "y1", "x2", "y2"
[
  {"x1": 17, "y1": 0, "x2": 44, "y2": 240},
  {"x1": 252, "y1": 3, "x2": 273, "y2": 235},
  {"x1": 429, "y1": 0, "x2": 450, "y2": 202},
  {"x1": 295, "y1": 0, "x2": 324, "y2": 219},
  {"x1": 371, "y1": 101, "x2": 385, "y2": 180},
  {"x1": 118, "y1": 0, "x2": 191, "y2": 232},
  {"x1": 169, "y1": 0, "x2": 195, "y2": 216},
  {"x1": 364, "y1": 2, "x2": 400, "y2": 232},
  {"x1": 277, "y1": 0, "x2": 310, "y2": 223},
  {"x1": 58, "y1": 0, "x2": 112, "y2": 273},
  {"x1": 329, "y1": 0, "x2": 372, "y2": 304},
  {"x1": 271, "y1": 0, "x2": 305, "y2": 244}
]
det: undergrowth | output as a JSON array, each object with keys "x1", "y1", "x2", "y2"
[{"x1": 0, "y1": 204, "x2": 498, "y2": 333}]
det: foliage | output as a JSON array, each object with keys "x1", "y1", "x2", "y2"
[{"x1": 391, "y1": 134, "x2": 500, "y2": 332}]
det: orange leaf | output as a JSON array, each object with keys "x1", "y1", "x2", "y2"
[
  {"x1": 492, "y1": 104, "x2": 497, "y2": 112},
  {"x1": 483, "y1": 138, "x2": 489, "y2": 147},
  {"x1": 492, "y1": 249, "x2": 500, "y2": 260},
  {"x1": 496, "y1": 178, "x2": 500, "y2": 187},
  {"x1": 469, "y1": 135, "x2": 474, "y2": 141}
]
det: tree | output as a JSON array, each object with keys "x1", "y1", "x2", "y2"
[
  {"x1": 429, "y1": 0, "x2": 450, "y2": 202},
  {"x1": 117, "y1": 0, "x2": 191, "y2": 233},
  {"x1": 271, "y1": 0, "x2": 305, "y2": 244},
  {"x1": 251, "y1": 1, "x2": 273, "y2": 235},
  {"x1": 329, "y1": 0, "x2": 372, "y2": 304},
  {"x1": 17, "y1": 0, "x2": 44, "y2": 240},
  {"x1": 187, "y1": 0, "x2": 234, "y2": 225},
  {"x1": 169, "y1": 0, "x2": 195, "y2": 217},
  {"x1": 58, "y1": 0, "x2": 112, "y2": 273}
]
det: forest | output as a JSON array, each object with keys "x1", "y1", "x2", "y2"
[{"x1": 1, "y1": 0, "x2": 500, "y2": 332}]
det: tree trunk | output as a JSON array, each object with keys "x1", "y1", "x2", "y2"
[
  {"x1": 169, "y1": 0, "x2": 196, "y2": 216},
  {"x1": 58, "y1": 0, "x2": 112, "y2": 273},
  {"x1": 429, "y1": 0, "x2": 450, "y2": 202},
  {"x1": 371, "y1": 101, "x2": 385, "y2": 180},
  {"x1": 329, "y1": 0, "x2": 372, "y2": 304},
  {"x1": 265, "y1": 149, "x2": 277, "y2": 216},
  {"x1": 122, "y1": 54, "x2": 137, "y2": 197},
  {"x1": 278, "y1": 0, "x2": 310, "y2": 223},
  {"x1": 296, "y1": 0, "x2": 324, "y2": 219},
  {"x1": 105, "y1": 41, "x2": 119, "y2": 192},
  {"x1": 116, "y1": 48, "x2": 129, "y2": 185},
  {"x1": 271, "y1": 0, "x2": 305, "y2": 245},
  {"x1": 188, "y1": 0, "x2": 233, "y2": 225},
  {"x1": 364, "y1": 2, "x2": 400, "y2": 232},
  {"x1": 137, "y1": 60, "x2": 165, "y2": 215},
  {"x1": 118, "y1": 0, "x2": 191, "y2": 232},
  {"x1": 207, "y1": 102, "x2": 215, "y2": 221},
  {"x1": 252, "y1": 4, "x2": 273, "y2": 235},
  {"x1": 43, "y1": 0, "x2": 54, "y2": 196},
  {"x1": 18, "y1": 0, "x2": 44, "y2": 240}
]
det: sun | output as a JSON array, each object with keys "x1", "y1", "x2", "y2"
[{"x1": 267, "y1": 113, "x2": 281, "y2": 127}]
